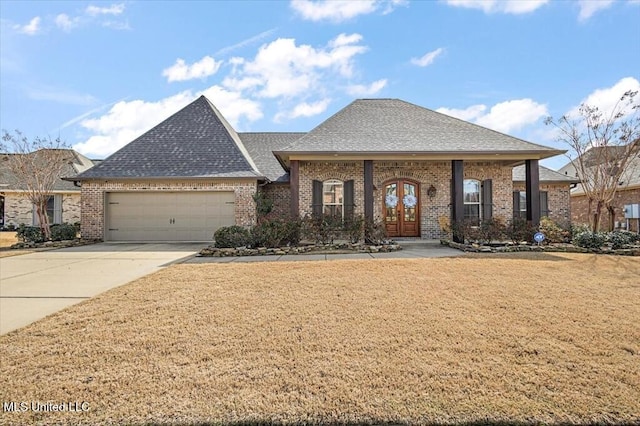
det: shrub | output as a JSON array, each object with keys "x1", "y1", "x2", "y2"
[
  {"x1": 343, "y1": 214, "x2": 365, "y2": 243},
  {"x1": 252, "y1": 190, "x2": 273, "y2": 220},
  {"x1": 50, "y1": 223, "x2": 77, "y2": 241},
  {"x1": 506, "y1": 217, "x2": 538, "y2": 244},
  {"x1": 539, "y1": 216, "x2": 570, "y2": 244},
  {"x1": 214, "y1": 225, "x2": 252, "y2": 248},
  {"x1": 364, "y1": 217, "x2": 387, "y2": 245},
  {"x1": 572, "y1": 231, "x2": 606, "y2": 250},
  {"x1": 606, "y1": 231, "x2": 640, "y2": 249},
  {"x1": 16, "y1": 224, "x2": 44, "y2": 243},
  {"x1": 451, "y1": 219, "x2": 483, "y2": 244},
  {"x1": 252, "y1": 219, "x2": 301, "y2": 248},
  {"x1": 302, "y1": 214, "x2": 342, "y2": 245},
  {"x1": 477, "y1": 217, "x2": 506, "y2": 244}
]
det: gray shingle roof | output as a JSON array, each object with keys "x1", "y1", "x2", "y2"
[
  {"x1": 238, "y1": 132, "x2": 304, "y2": 182},
  {"x1": 277, "y1": 99, "x2": 563, "y2": 157},
  {"x1": 1, "y1": 149, "x2": 94, "y2": 192},
  {"x1": 73, "y1": 96, "x2": 261, "y2": 180},
  {"x1": 512, "y1": 164, "x2": 579, "y2": 183}
]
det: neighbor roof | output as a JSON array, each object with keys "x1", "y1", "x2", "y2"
[
  {"x1": 512, "y1": 164, "x2": 579, "y2": 184},
  {"x1": 276, "y1": 99, "x2": 564, "y2": 159},
  {"x1": 73, "y1": 96, "x2": 262, "y2": 180},
  {"x1": 238, "y1": 132, "x2": 305, "y2": 182},
  {"x1": 1, "y1": 149, "x2": 94, "y2": 192}
]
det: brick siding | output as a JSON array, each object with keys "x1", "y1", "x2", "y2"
[
  {"x1": 261, "y1": 183, "x2": 291, "y2": 219},
  {"x1": 2, "y1": 192, "x2": 80, "y2": 227},
  {"x1": 513, "y1": 183, "x2": 572, "y2": 226},
  {"x1": 80, "y1": 180, "x2": 257, "y2": 240}
]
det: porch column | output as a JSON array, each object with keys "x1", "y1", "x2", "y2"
[
  {"x1": 290, "y1": 160, "x2": 299, "y2": 218},
  {"x1": 364, "y1": 160, "x2": 374, "y2": 222},
  {"x1": 525, "y1": 159, "x2": 540, "y2": 227},
  {"x1": 451, "y1": 160, "x2": 464, "y2": 243}
]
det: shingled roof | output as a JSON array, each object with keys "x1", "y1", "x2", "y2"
[
  {"x1": 276, "y1": 99, "x2": 564, "y2": 158},
  {"x1": 512, "y1": 164, "x2": 579, "y2": 183},
  {"x1": 238, "y1": 132, "x2": 304, "y2": 182},
  {"x1": 73, "y1": 96, "x2": 262, "y2": 180}
]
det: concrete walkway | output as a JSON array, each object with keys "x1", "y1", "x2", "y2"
[
  {"x1": 186, "y1": 240, "x2": 464, "y2": 263},
  {"x1": 0, "y1": 243, "x2": 202, "y2": 335}
]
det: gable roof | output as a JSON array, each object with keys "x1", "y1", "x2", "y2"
[
  {"x1": 512, "y1": 164, "x2": 579, "y2": 184},
  {"x1": 73, "y1": 96, "x2": 262, "y2": 180},
  {"x1": 1, "y1": 149, "x2": 94, "y2": 192},
  {"x1": 238, "y1": 132, "x2": 305, "y2": 182},
  {"x1": 276, "y1": 99, "x2": 563, "y2": 161}
]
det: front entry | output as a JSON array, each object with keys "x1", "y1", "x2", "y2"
[{"x1": 383, "y1": 180, "x2": 420, "y2": 237}]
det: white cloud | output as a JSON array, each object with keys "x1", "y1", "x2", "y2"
[
  {"x1": 577, "y1": 0, "x2": 614, "y2": 21},
  {"x1": 444, "y1": 0, "x2": 548, "y2": 14},
  {"x1": 346, "y1": 79, "x2": 387, "y2": 96},
  {"x1": 568, "y1": 77, "x2": 640, "y2": 118},
  {"x1": 55, "y1": 14, "x2": 80, "y2": 32},
  {"x1": 410, "y1": 47, "x2": 445, "y2": 67},
  {"x1": 290, "y1": 0, "x2": 378, "y2": 22},
  {"x1": 276, "y1": 99, "x2": 332, "y2": 122},
  {"x1": 13, "y1": 16, "x2": 41, "y2": 35},
  {"x1": 162, "y1": 56, "x2": 222, "y2": 82},
  {"x1": 438, "y1": 99, "x2": 548, "y2": 133},
  {"x1": 85, "y1": 3, "x2": 125, "y2": 16},
  {"x1": 73, "y1": 88, "x2": 262, "y2": 158},
  {"x1": 226, "y1": 33, "x2": 368, "y2": 99}
]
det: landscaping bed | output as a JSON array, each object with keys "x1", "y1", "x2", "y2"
[
  {"x1": 441, "y1": 239, "x2": 640, "y2": 256},
  {"x1": 199, "y1": 241, "x2": 401, "y2": 257}
]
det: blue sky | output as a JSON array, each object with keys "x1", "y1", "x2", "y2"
[{"x1": 1, "y1": 0, "x2": 639, "y2": 170}]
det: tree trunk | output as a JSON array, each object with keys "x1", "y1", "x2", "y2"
[
  {"x1": 607, "y1": 205, "x2": 616, "y2": 231},
  {"x1": 36, "y1": 202, "x2": 51, "y2": 240},
  {"x1": 592, "y1": 200, "x2": 603, "y2": 233}
]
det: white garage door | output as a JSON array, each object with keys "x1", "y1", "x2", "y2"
[{"x1": 105, "y1": 192, "x2": 235, "y2": 241}]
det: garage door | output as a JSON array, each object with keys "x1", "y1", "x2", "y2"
[{"x1": 105, "y1": 192, "x2": 235, "y2": 241}]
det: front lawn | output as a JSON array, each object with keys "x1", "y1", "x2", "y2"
[{"x1": 1, "y1": 253, "x2": 639, "y2": 425}]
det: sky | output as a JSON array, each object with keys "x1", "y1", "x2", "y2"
[{"x1": 1, "y1": 0, "x2": 639, "y2": 170}]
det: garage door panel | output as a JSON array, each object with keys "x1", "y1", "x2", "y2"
[{"x1": 106, "y1": 192, "x2": 235, "y2": 241}]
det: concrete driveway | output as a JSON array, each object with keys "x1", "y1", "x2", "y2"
[{"x1": 0, "y1": 243, "x2": 202, "y2": 335}]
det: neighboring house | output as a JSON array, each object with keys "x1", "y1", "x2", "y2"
[
  {"x1": 71, "y1": 96, "x2": 569, "y2": 242},
  {"x1": 558, "y1": 143, "x2": 640, "y2": 232},
  {"x1": 0, "y1": 149, "x2": 95, "y2": 228}
]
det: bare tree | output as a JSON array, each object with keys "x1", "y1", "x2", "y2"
[
  {"x1": 1, "y1": 130, "x2": 72, "y2": 240},
  {"x1": 545, "y1": 90, "x2": 640, "y2": 232}
]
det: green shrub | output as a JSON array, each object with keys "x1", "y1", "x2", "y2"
[
  {"x1": 606, "y1": 231, "x2": 640, "y2": 249},
  {"x1": 50, "y1": 223, "x2": 77, "y2": 241},
  {"x1": 214, "y1": 225, "x2": 252, "y2": 248},
  {"x1": 16, "y1": 224, "x2": 44, "y2": 243},
  {"x1": 343, "y1": 214, "x2": 365, "y2": 243},
  {"x1": 539, "y1": 217, "x2": 570, "y2": 244},
  {"x1": 252, "y1": 190, "x2": 273, "y2": 220},
  {"x1": 572, "y1": 231, "x2": 605, "y2": 249},
  {"x1": 302, "y1": 214, "x2": 342, "y2": 245},
  {"x1": 506, "y1": 217, "x2": 537, "y2": 244},
  {"x1": 252, "y1": 219, "x2": 301, "y2": 248},
  {"x1": 477, "y1": 217, "x2": 506, "y2": 244}
]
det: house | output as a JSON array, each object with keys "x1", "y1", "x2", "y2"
[
  {"x1": 558, "y1": 142, "x2": 640, "y2": 232},
  {"x1": 71, "y1": 96, "x2": 570, "y2": 242},
  {"x1": 0, "y1": 149, "x2": 96, "y2": 229}
]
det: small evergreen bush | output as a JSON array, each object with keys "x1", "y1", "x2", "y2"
[
  {"x1": 16, "y1": 224, "x2": 44, "y2": 243},
  {"x1": 50, "y1": 223, "x2": 77, "y2": 241},
  {"x1": 252, "y1": 219, "x2": 301, "y2": 248},
  {"x1": 539, "y1": 217, "x2": 570, "y2": 243},
  {"x1": 343, "y1": 214, "x2": 365, "y2": 244},
  {"x1": 606, "y1": 231, "x2": 640, "y2": 249},
  {"x1": 214, "y1": 225, "x2": 252, "y2": 248},
  {"x1": 572, "y1": 231, "x2": 605, "y2": 249},
  {"x1": 506, "y1": 217, "x2": 537, "y2": 244},
  {"x1": 364, "y1": 218, "x2": 387, "y2": 245}
]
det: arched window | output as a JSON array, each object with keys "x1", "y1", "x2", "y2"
[
  {"x1": 323, "y1": 179, "x2": 344, "y2": 218},
  {"x1": 463, "y1": 179, "x2": 481, "y2": 226}
]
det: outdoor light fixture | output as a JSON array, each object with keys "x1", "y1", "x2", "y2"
[{"x1": 427, "y1": 185, "x2": 437, "y2": 198}]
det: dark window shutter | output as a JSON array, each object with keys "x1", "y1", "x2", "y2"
[
  {"x1": 344, "y1": 180, "x2": 355, "y2": 219},
  {"x1": 482, "y1": 179, "x2": 493, "y2": 220},
  {"x1": 312, "y1": 180, "x2": 323, "y2": 217},
  {"x1": 540, "y1": 191, "x2": 549, "y2": 218},
  {"x1": 513, "y1": 191, "x2": 520, "y2": 218}
]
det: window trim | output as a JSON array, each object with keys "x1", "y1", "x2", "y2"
[
  {"x1": 463, "y1": 179, "x2": 481, "y2": 225},
  {"x1": 322, "y1": 179, "x2": 344, "y2": 219}
]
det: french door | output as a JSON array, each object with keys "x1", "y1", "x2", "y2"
[{"x1": 383, "y1": 180, "x2": 420, "y2": 237}]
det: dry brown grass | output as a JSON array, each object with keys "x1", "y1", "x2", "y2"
[
  {"x1": 0, "y1": 231, "x2": 18, "y2": 248},
  {"x1": 1, "y1": 253, "x2": 639, "y2": 425}
]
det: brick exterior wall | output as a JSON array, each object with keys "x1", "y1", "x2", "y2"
[
  {"x1": 80, "y1": 180, "x2": 257, "y2": 240},
  {"x1": 513, "y1": 183, "x2": 572, "y2": 226},
  {"x1": 295, "y1": 160, "x2": 514, "y2": 239},
  {"x1": 261, "y1": 183, "x2": 291, "y2": 219},
  {"x1": 1, "y1": 192, "x2": 81, "y2": 227},
  {"x1": 571, "y1": 187, "x2": 640, "y2": 232}
]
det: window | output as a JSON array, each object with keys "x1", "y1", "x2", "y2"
[
  {"x1": 513, "y1": 191, "x2": 549, "y2": 218},
  {"x1": 33, "y1": 195, "x2": 62, "y2": 226},
  {"x1": 322, "y1": 179, "x2": 343, "y2": 218},
  {"x1": 463, "y1": 179, "x2": 481, "y2": 226}
]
